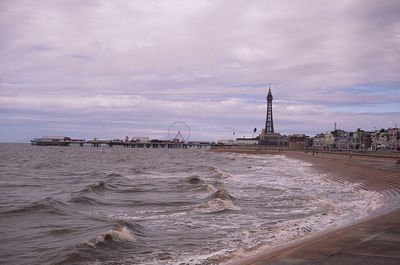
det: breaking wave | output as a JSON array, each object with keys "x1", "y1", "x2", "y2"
[
  {"x1": 195, "y1": 188, "x2": 240, "y2": 213},
  {"x1": 211, "y1": 166, "x2": 234, "y2": 179},
  {"x1": 196, "y1": 184, "x2": 217, "y2": 193},
  {"x1": 207, "y1": 188, "x2": 235, "y2": 201},
  {"x1": 78, "y1": 180, "x2": 118, "y2": 194},
  {"x1": 85, "y1": 222, "x2": 139, "y2": 248},
  {"x1": 54, "y1": 221, "x2": 146, "y2": 265},
  {"x1": 81, "y1": 181, "x2": 107, "y2": 193}
]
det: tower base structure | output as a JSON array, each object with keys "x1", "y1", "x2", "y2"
[{"x1": 258, "y1": 129, "x2": 288, "y2": 147}]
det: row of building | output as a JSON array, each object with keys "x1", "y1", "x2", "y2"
[
  {"x1": 312, "y1": 127, "x2": 400, "y2": 151},
  {"x1": 219, "y1": 127, "x2": 400, "y2": 151}
]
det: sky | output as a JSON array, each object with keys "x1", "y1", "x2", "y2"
[{"x1": 1, "y1": 0, "x2": 400, "y2": 142}]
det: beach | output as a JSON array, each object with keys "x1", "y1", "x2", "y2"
[{"x1": 212, "y1": 148, "x2": 400, "y2": 264}]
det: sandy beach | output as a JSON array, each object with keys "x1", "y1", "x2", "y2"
[{"x1": 212, "y1": 148, "x2": 400, "y2": 265}]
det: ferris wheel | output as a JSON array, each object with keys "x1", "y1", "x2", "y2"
[{"x1": 168, "y1": 121, "x2": 190, "y2": 143}]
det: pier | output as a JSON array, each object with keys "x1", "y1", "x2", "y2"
[{"x1": 31, "y1": 137, "x2": 211, "y2": 149}]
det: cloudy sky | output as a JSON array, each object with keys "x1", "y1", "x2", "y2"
[{"x1": 1, "y1": 0, "x2": 399, "y2": 142}]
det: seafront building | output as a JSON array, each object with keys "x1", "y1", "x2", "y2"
[
  {"x1": 288, "y1": 134, "x2": 310, "y2": 150},
  {"x1": 371, "y1": 129, "x2": 390, "y2": 150},
  {"x1": 311, "y1": 127, "x2": 399, "y2": 151},
  {"x1": 312, "y1": 132, "x2": 335, "y2": 149},
  {"x1": 333, "y1": 129, "x2": 351, "y2": 149},
  {"x1": 388, "y1": 128, "x2": 400, "y2": 150},
  {"x1": 351, "y1": 129, "x2": 372, "y2": 150}
]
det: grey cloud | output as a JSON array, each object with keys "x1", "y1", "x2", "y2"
[{"x1": 0, "y1": 0, "x2": 399, "y2": 141}]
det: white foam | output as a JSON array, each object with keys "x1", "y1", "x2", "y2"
[
  {"x1": 194, "y1": 198, "x2": 241, "y2": 214},
  {"x1": 211, "y1": 166, "x2": 236, "y2": 179},
  {"x1": 87, "y1": 225, "x2": 136, "y2": 247},
  {"x1": 212, "y1": 154, "x2": 386, "y2": 263},
  {"x1": 110, "y1": 225, "x2": 135, "y2": 241}
]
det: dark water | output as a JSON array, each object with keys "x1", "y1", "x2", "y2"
[{"x1": 0, "y1": 143, "x2": 383, "y2": 265}]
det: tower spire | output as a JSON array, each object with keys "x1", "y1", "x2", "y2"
[{"x1": 265, "y1": 83, "x2": 274, "y2": 134}]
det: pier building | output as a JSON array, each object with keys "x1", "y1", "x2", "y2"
[{"x1": 31, "y1": 136, "x2": 85, "y2": 146}]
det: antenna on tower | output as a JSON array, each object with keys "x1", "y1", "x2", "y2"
[
  {"x1": 266, "y1": 82, "x2": 272, "y2": 95},
  {"x1": 334, "y1": 122, "x2": 337, "y2": 131}
]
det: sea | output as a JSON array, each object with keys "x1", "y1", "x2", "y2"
[{"x1": 0, "y1": 143, "x2": 384, "y2": 265}]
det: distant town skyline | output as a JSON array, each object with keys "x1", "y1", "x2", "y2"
[{"x1": 1, "y1": 0, "x2": 399, "y2": 142}]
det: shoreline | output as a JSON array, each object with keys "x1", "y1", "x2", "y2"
[{"x1": 211, "y1": 147, "x2": 400, "y2": 265}]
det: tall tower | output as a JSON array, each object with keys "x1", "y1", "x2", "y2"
[{"x1": 265, "y1": 85, "x2": 274, "y2": 134}]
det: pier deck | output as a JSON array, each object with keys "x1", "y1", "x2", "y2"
[{"x1": 31, "y1": 137, "x2": 210, "y2": 149}]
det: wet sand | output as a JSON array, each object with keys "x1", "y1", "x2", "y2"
[{"x1": 212, "y1": 148, "x2": 400, "y2": 265}]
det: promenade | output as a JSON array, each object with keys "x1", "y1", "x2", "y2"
[{"x1": 247, "y1": 208, "x2": 400, "y2": 265}]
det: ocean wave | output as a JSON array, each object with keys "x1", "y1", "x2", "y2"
[
  {"x1": 83, "y1": 181, "x2": 107, "y2": 193},
  {"x1": 53, "y1": 221, "x2": 146, "y2": 265},
  {"x1": 195, "y1": 184, "x2": 217, "y2": 193},
  {"x1": 194, "y1": 188, "x2": 240, "y2": 213},
  {"x1": 105, "y1": 172, "x2": 128, "y2": 181},
  {"x1": 80, "y1": 180, "x2": 117, "y2": 194},
  {"x1": 68, "y1": 195, "x2": 106, "y2": 206},
  {"x1": 53, "y1": 251, "x2": 93, "y2": 265},
  {"x1": 2, "y1": 197, "x2": 69, "y2": 216},
  {"x1": 180, "y1": 175, "x2": 219, "y2": 194},
  {"x1": 84, "y1": 221, "x2": 144, "y2": 248},
  {"x1": 194, "y1": 199, "x2": 241, "y2": 214},
  {"x1": 211, "y1": 166, "x2": 234, "y2": 179},
  {"x1": 207, "y1": 188, "x2": 236, "y2": 201},
  {"x1": 183, "y1": 175, "x2": 205, "y2": 185},
  {"x1": 70, "y1": 180, "x2": 119, "y2": 203},
  {"x1": 129, "y1": 168, "x2": 149, "y2": 175},
  {"x1": 87, "y1": 226, "x2": 135, "y2": 247}
]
